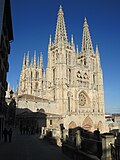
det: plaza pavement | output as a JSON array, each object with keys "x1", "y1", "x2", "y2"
[{"x1": 0, "y1": 128, "x2": 71, "y2": 160}]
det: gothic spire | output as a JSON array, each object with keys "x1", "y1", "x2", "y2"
[
  {"x1": 7, "y1": 83, "x2": 11, "y2": 91},
  {"x1": 96, "y1": 44, "x2": 101, "y2": 69},
  {"x1": 71, "y1": 34, "x2": 75, "y2": 52},
  {"x1": 49, "y1": 34, "x2": 52, "y2": 46},
  {"x1": 81, "y1": 17, "x2": 94, "y2": 53},
  {"x1": 22, "y1": 53, "x2": 26, "y2": 68},
  {"x1": 54, "y1": 5, "x2": 68, "y2": 44},
  {"x1": 76, "y1": 45, "x2": 79, "y2": 54},
  {"x1": 71, "y1": 34, "x2": 74, "y2": 45},
  {"x1": 26, "y1": 51, "x2": 29, "y2": 66},
  {"x1": 33, "y1": 50, "x2": 37, "y2": 67},
  {"x1": 40, "y1": 52, "x2": 43, "y2": 68}
]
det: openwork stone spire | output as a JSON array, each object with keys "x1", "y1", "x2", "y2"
[
  {"x1": 54, "y1": 5, "x2": 68, "y2": 44},
  {"x1": 81, "y1": 17, "x2": 94, "y2": 53}
]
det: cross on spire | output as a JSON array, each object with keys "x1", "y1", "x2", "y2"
[
  {"x1": 54, "y1": 5, "x2": 68, "y2": 44},
  {"x1": 81, "y1": 17, "x2": 94, "y2": 53}
]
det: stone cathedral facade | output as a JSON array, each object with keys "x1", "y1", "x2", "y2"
[{"x1": 17, "y1": 6, "x2": 105, "y2": 132}]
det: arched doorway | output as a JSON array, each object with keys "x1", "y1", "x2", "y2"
[
  {"x1": 82, "y1": 116, "x2": 93, "y2": 131},
  {"x1": 69, "y1": 121, "x2": 76, "y2": 129}
]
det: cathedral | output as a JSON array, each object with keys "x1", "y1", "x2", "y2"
[{"x1": 17, "y1": 6, "x2": 105, "y2": 133}]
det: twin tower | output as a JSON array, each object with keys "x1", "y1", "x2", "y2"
[{"x1": 19, "y1": 6, "x2": 105, "y2": 132}]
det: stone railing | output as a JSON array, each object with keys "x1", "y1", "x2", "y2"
[{"x1": 62, "y1": 129, "x2": 119, "y2": 160}]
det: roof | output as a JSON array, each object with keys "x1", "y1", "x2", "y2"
[
  {"x1": 0, "y1": 0, "x2": 13, "y2": 43},
  {"x1": 17, "y1": 111, "x2": 47, "y2": 118},
  {"x1": 16, "y1": 110, "x2": 62, "y2": 118},
  {"x1": 18, "y1": 94, "x2": 49, "y2": 102}
]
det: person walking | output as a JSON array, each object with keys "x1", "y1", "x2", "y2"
[
  {"x1": 8, "y1": 128, "x2": 13, "y2": 143},
  {"x1": 3, "y1": 128, "x2": 8, "y2": 142}
]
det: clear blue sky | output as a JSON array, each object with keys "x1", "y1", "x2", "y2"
[{"x1": 8, "y1": 0, "x2": 120, "y2": 114}]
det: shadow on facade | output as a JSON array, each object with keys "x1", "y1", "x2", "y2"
[
  {"x1": 62, "y1": 127, "x2": 102, "y2": 159},
  {"x1": 16, "y1": 108, "x2": 47, "y2": 135}
]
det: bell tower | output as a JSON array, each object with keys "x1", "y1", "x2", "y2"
[{"x1": 46, "y1": 5, "x2": 75, "y2": 114}]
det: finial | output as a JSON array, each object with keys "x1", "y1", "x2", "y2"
[
  {"x1": 76, "y1": 45, "x2": 78, "y2": 54},
  {"x1": 58, "y1": 4, "x2": 64, "y2": 15},
  {"x1": 71, "y1": 34, "x2": 74, "y2": 45},
  {"x1": 96, "y1": 45, "x2": 98, "y2": 52},
  {"x1": 49, "y1": 34, "x2": 52, "y2": 46},
  {"x1": 60, "y1": 5, "x2": 62, "y2": 9},
  {"x1": 83, "y1": 17, "x2": 88, "y2": 27},
  {"x1": 96, "y1": 44, "x2": 100, "y2": 57}
]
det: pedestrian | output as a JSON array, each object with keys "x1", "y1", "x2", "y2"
[
  {"x1": 3, "y1": 128, "x2": 8, "y2": 142},
  {"x1": 20, "y1": 123, "x2": 23, "y2": 135},
  {"x1": 8, "y1": 128, "x2": 13, "y2": 143}
]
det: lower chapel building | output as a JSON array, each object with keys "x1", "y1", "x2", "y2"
[{"x1": 10, "y1": 6, "x2": 107, "y2": 134}]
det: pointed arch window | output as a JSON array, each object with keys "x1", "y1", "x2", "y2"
[
  {"x1": 68, "y1": 54, "x2": 71, "y2": 65},
  {"x1": 35, "y1": 82, "x2": 38, "y2": 89},
  {"x1": 66, "y1": 53, "x2": 67, "y2": 64},
  {"x1": 69, "y1": 69, "x2": 71, "y2": 84},
  {"x1": 36, "y1": 71, "x2": 39, "y2": 79},
  {"x1": 53, "y1": 68, "x2": 55, "y2": 85},
  {"x1": 42, "y1": 80, "x2": 43, "y2": 91},
  {"x1": 84, "y1": 58, "x2": 86, "y2": 65},
  {"x1": 68, "y1": 96, "x2": 70, "y2": 112},
  {"x1": 31, "y1": 71, "x2": 32, "y2": 80},
  {"x1": 93, "y1": 74, "x2": 96, "y2": 84},
  {"x1": 68, "y1": 92, "x2": 73, "y2": 112}
]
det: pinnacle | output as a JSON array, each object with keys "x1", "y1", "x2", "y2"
[
  {"x1": 83, "y1": 17, "x2": 88, "y2": 28},
  {"x1": 54, "y1": 5, "x2": 68, "y2": 44},
  {"x1": 40, "y1": 52, "x2": 43, "y2": 68},
  {"x1": 96, "y1": 44, "x2": 100, "y2": 56},
  {"x1": 58, "y1": 5, "x2": 63, "y2": 15},
  {"x1": 81, "y1": 17, "x2": 93, "y2": 52},
  {"x1": 59, "y1": 5, "x2": 62, "y2": 9}
]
